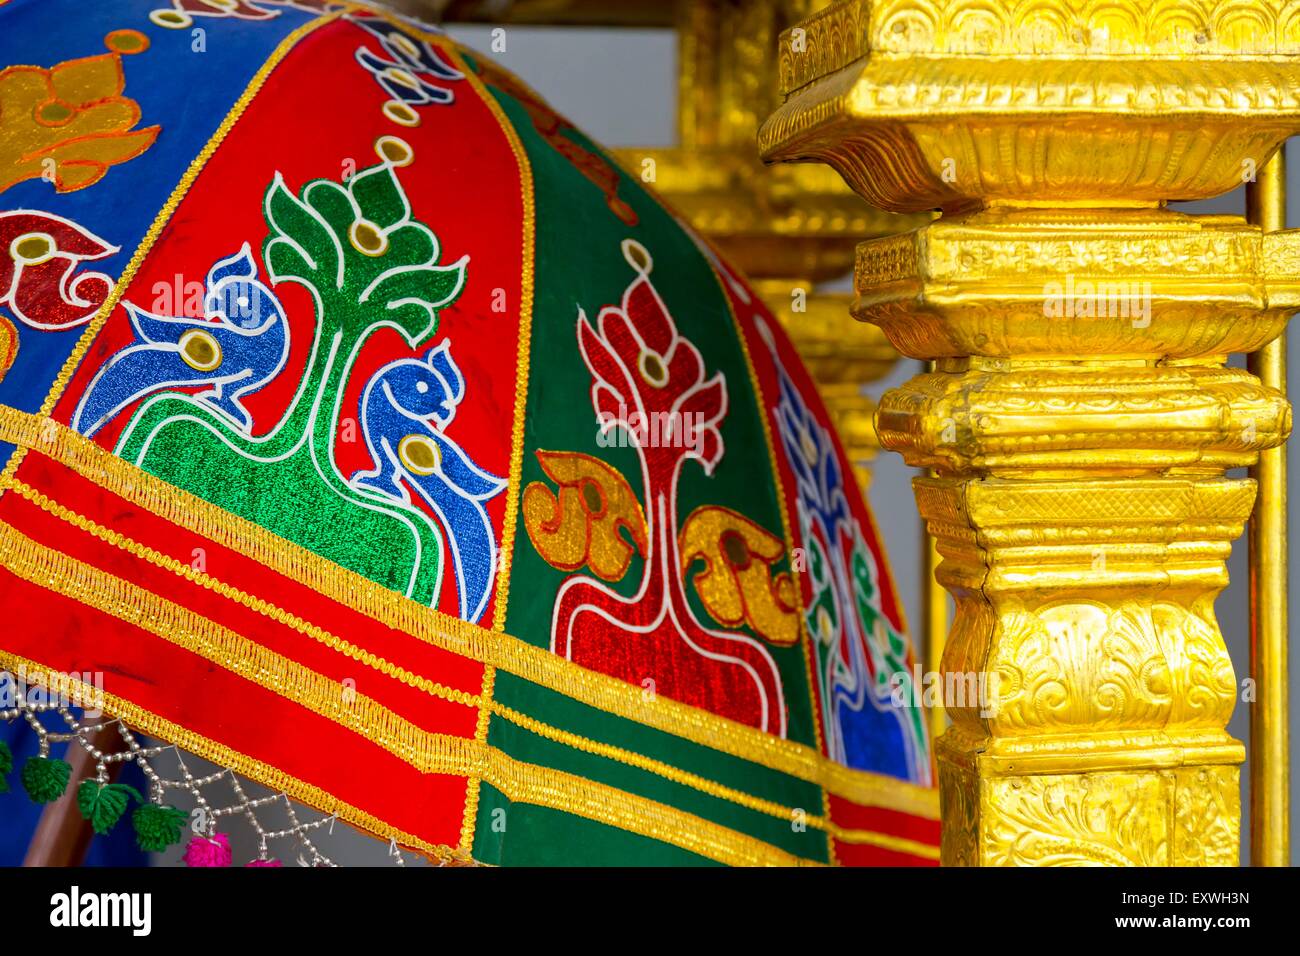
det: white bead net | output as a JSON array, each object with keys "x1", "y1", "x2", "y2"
[{"x1": 3, "y1": 696, "x2": 476, "y2": 867}]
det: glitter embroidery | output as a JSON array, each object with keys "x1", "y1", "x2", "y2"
[
  {"x1": 72, "y1": 244, "x2": 290, "y2": 437},
  {"x1": 350, "y1": 14, "x2": 463, "y2": 126},
  {"x1": 0, "y1": 34, "x2": 159, "y2": 194},
  {"x1": 111, "y1": 146, "x2": 473, "y2": 608},
  {"x1": 757, "y1": 317, "x2": 929, "y2": 783},
  {"x1": 351, "y1": 342, "x2": 506, "y2": 624},
  {"x1": 148, "y1": 0, "x2": 338, "y2": 30},
  {"x1": 524, "y1": 239, "x2": 790, "y2": 736},
  {"x1": 0, "y1": 210, "x2": 117, "y2": 331}
]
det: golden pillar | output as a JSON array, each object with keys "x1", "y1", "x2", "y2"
[{"x1": 760, "y1": 0, "x2": 1300, "y2": 865}]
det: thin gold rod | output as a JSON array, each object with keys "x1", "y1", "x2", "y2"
[
  {"x1": 1246, "y1": 147, "x2": 1290, "y2": 867},
  {"x1": 922, "y1": 522, "x2": 946, "y2": 747},
  {"x1": 921, "y1": 358, "x2": 947, "y2": 750}
]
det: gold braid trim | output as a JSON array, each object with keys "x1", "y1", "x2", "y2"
[
  {"x1": 706, "y1": 252, "x2": 837, "y2": 862},
  {"x1": 1, "y1": 477, "x2": 482, "y2": 710},
  {"x1": 0, "y1": 502, "x2": 935, "y2": 858},
  {"x1": 492, "y1": 699, "x2": 939, "y2": 860},
  {"x1": 0, "y1": 407, "x2": 938, "y2": 820},
  {"x1": 439, "y1": 34, "x2": 537, "y2": 851},
  {"x1": 461, "y1": 662, "x2": 495, "y2": 851},
  {"x1": 480, "y1": 747, "x2": 820, "y2": 867},
  {"x1": 0, "y1": 518, "x2": 475, "y2": 776},
  {"x1": 0, "y1": 640, "x2": 817, "y2": 866}
]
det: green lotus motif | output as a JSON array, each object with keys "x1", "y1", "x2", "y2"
[{"x1": 116, "y1": 160, "x2": 467, "y2": 602}]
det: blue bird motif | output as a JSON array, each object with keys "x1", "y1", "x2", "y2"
[
  {"x1": 351, "y1": 15, "x2": 463, "y2": 112},
  {"x1": 72, "y1": 245, "x2": 289, "y2": 439},
  {"x1": 351, "y1": 341, "x2": 506, "y2": 624}
]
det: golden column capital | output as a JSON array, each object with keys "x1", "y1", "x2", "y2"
[{"x1": 760, "y1": 0, "x2": 1300, "y2": 865}]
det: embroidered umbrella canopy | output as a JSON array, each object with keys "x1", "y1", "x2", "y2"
[{"x1": 0, "y1": 0, "x2": 936, "y2": 866}]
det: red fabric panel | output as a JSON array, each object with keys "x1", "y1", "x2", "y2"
[
  {"x1": 14, "y1": 448, "x2": 487, "y2": 714},
  {"x1": 828, "y1": 792, "x2": 941, "y2": 866}
]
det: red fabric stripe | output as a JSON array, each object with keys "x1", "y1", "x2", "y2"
[
  {"x1": 0, "y1": 487, "x2": 480, "y2": 741},
  {"x1": 0, "y1": 561, "x2": 468, "y2": 850},
  {"x1": 833, "y1": 839, "x2": 939, "y2": 867},
  {"x1": 828, "y1": 791, "x2": 940, "y2": 864},
  {"x1": 15, "y1": 447, "x2": 487, "y2": 703}
]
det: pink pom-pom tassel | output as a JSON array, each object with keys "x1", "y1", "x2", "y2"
[
  {"x1": 183, "y1": 833, "x2": 232, "y2": 867},
  {"x1": 246, "y1": 858, "x2": 282, "y2": 868}
]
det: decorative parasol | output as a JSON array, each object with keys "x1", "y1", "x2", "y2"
[{"x1": 0, "y1": 0, "x2": 936, "y2": 865}]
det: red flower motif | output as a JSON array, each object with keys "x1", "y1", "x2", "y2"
[
  {"x1": 550, "y1": 239, "x2": 786, "y2": 735},
  {"x1": 0, "y1": 210, "x2": 116, "y2": 330},
  {"x1": 577, "y1": 239, "x2": 726, "y2": 480}
]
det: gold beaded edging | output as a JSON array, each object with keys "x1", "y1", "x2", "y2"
[{"x1": 0, "y1": 647, "x2": 466, "y2": 863}]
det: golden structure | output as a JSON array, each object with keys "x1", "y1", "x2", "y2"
[{"x1": 760, "y1": 0, "x2": 1299, "y2": 865}]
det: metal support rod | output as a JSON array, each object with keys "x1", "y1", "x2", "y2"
[
  {"x1": 921, "y1": 357, "x2": 947, "y2": 752},
  {"x1": 922, "y1": 524, "x2": 946, "y2": 749},
  {"x1": 1246, "y1": 147, "x2": 1291, "y2": 867}
]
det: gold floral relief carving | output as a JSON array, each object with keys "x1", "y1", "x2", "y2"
[
  {"x1": 760, "y1": 0, "x2": 1296, "y2": 866},
  {"x1": 1172, "y1": 766, "x2": 1239, "y2": 867},
  {"x1": 938, "y1": 762, "x2": 977, "y2": 867},
  {"x1": 984, "y1": 772, "x2": 1170, "y2": 867},
  {"x1": 986, "y1": 601, "x2": 1236, "y2": 737},
  {"x1": 990, "y1": 604, "x2": 1173, "y2": 736}
]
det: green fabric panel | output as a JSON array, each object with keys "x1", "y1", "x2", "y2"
[
  {"x1": 467, "y1": 64, "x2": 832, "y2": 865},
  {"x1": 484, "y1": 77, "x2": 816, "y2": 738},
  {"x1": 491, "y1": 669, "x2": 825, "y2": 827},
  {"x1": 485, "y1": 714, "x2": 827, "y2": 861},
  {"x1": 473, "y1": 783, "x2": 723, "y2": 867}
]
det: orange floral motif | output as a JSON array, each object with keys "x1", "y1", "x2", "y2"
[
  {"x1": 0, "y1": 32, "x2": 159, "y2": 194},
  {"x1": 679, "y1": 506, "x2": 801, "y2": 647},
  {"x1": 523, "y1": 450, "x2": 648, "y2": 582}
]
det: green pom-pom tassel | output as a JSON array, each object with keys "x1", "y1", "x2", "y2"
[
  {"x1": 0, "y1": 739, "x2": 12, "y2": 794},
  {"x1": 132, "y1": 803, "x2": 189, "y2": 852},
  {"x1": 21, "y1": 756, "x2": 71, "y2": 803},
  {"x1": 77, "y1": 780, "x2": 144, "y2": 835}
]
